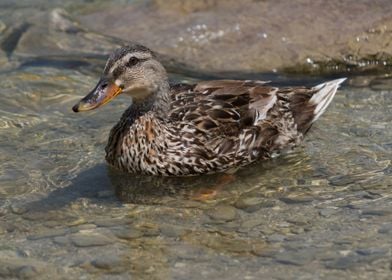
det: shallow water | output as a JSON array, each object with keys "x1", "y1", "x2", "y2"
[{"x1": 1, "y1": 2, "x2": 392, "y2": 280}]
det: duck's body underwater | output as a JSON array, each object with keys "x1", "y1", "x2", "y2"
[{"x1": 73, "y1": 44, "x2": 345, "y2": 176}]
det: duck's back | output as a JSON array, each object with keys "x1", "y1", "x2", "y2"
[{"x1": 106, "y1": 79, "x2": 345, "y2": 176}]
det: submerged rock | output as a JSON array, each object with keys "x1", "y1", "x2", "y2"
[{"x1": 70, "y1": 232, "x2": 114, "y2": 247}]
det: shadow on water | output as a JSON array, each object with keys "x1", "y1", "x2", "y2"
[
  {"x1": 24, "y1": 150, "x2": 311, "y2": 213},
  {"x1": 24, "y1": 163, "x2": 242, "y2": 212}
]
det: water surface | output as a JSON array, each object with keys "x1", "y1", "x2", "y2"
[{"x1": 0, "y1": 1, "x2": 392, "y2": 279}]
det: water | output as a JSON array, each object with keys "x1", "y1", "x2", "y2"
[{"x1": 1, "y1": 2, "x2": 392, "y2": 280}]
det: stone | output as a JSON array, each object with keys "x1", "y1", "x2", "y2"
[
  {"x1": 10, "y1": 205, "x2": 28, "y2": 215},
  {"x1": 240, "y1": 218, "x2": 264, "y2": 230},
  {"x1": 280, "y1": 196, "x2": 314, "y2": 204},
  {"x1": 91, "y1": 255, "x2": 125, "y2": 270},
  {"x1": 70, "y1": 233, "x2": 114, "y2": 247},
  {"x1": 275, "y1": 251, "x2": 313, "y2": 266},
  {"x1": 319, "y1": 208, "x2": 337, "y2": 218},
  {"x1": 27, "y1": 229, "x2": 67, "y2": 240},
  {"x1": 207, "y1": 205, "x2": 237, "y2": 222},
  {"x1": 0, "y1": 258, "x2": 48, "y2": 279},
  {"x1": 113, "y1": 228, "x2": 143, "y2": 240},
  {"x1": 378, "y1": 223, "x2": 392, "y2": 234},
  {"x1": 361, "y1": 209, "x2": 391, "y2": 216},
  {"x1": 267, "y1": 234, "x2": 286, "y2": 243},
  {"x1": 53, "y1": 236, "x2": 69, "y2": 245},
  {"x1": 79, "y1": 0, "x2": 392, "y2": 74},
  {"x1": 234, "y1": 197, "x2": 267, "y2": 213},
  {"x1": 356, "y1": 247, "x2": 388, "y2": 256},
  {"x1": 159, "y1": 225, "x2": 185, "y2": 238},
  {"x1": 325, "y1": 255, "x2": 361, "y2": 269},
  {"x1": 94, "y1": 218, "x2": 131, "y2": 227}
]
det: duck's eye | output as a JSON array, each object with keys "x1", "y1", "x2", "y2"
[{"x1": 127, "y1": 56, "x2": 139, "y2": 67}]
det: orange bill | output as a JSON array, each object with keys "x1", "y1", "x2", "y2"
[{"x1": 72, "y1": 79, "x2": 122, "y2": 112}]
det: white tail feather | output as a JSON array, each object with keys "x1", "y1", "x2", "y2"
[{"x1": 309, "y1": 78, "x2": 346, "y2": 122}]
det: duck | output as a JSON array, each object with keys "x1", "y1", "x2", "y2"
[{"x1": 72, "y1": 44, "x2": 346, "y2": 176}]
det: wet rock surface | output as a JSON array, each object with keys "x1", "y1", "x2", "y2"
[
  {"x1": 78, "y1": 0, "x2": 392, "y2": 74},
  {"x1": 0, "y1": 0, "x2": 391, "y2": 76}
]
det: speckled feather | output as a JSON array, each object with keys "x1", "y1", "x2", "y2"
[{"x1": 105, "y1": 78, "x2": 344, "y2": 176}]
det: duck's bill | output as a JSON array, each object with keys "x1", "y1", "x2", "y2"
[{"x1": 72, "y1": 79, "x2": 122, "y2": 112}]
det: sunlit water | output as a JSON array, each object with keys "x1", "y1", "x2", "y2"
[
  {"x1": 0, "y1": 2, "x2": 392, "y2": 279},
  {"x1": 0, "y1": 56, "x2": 391, "y2": 279}
]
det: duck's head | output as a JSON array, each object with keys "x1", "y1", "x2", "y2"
[{"x1": 72, "y1": 44, "x2": 168, "y2": 112}]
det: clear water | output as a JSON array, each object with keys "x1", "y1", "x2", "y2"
[{"x1": 0, "y1": 1, "x2": 391, "y2": 279}]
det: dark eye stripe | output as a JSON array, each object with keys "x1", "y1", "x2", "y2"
[{"x1": 126, "y1": 57, "x2": 148, "y2": 68}]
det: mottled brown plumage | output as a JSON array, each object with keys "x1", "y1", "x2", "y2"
[{"x1": 73, "y1": 44, "x2": 346, "y2": 176}]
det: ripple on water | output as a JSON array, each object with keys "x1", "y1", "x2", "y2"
[{"x1": 1, "y1": 58, "x2": 392, "y2": 279}]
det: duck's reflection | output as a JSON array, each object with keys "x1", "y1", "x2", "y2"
[
  {"x1": 108, "y1": 166, "x2": 234, "y2": 204},
  {"x1": 25, "y1": 149, "x2": 310, "y2": 212}
]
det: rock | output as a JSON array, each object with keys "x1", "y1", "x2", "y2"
[
  {"x1": 27, "y1": 228, "x2": 67, "y2": 240},
  {"x1": 325, "y1": 255, "x2": 361, "y2": 269},
  {"x1": 0, "y1": 258, "x2": 49, "y2": 279},
  {"x1": 275, "y1": 251, "x2": 313, "y2": 266},
  {"x1": 266, "y1": 234, "x2": 286, "y2": 243},
  {"x1": 70, "y1": 233, "x2": 114, "y2": 247},
  {"x1": 94, "y1": 218, "x2": 131, "y2": 227},
  {"x1": 378, "y1": 223, "x2": 392, "y2": 234},
  {"x1": 91, "y1": 255, "x2": 125, "y2": 270},
  {"x1": 79, "y1": 0, "x2": 392, "y2": 74},
  {"x1": 280, "y1": 196, "x2": 314, "y2": 204},
  {"x1": 319, "y1": 208, "x2": 337, "y2": 218},
  {"x1": 361, "y1": 209, "x2": 391, "y2": 216},
  {"x1": 356, "y1": 247, "x2": 388, "y2": 257},
  {"x1": 234, "y1": 196, "x2": 267, "y2": 213},
  {"x1": 159, "y1": 225, "x2": 185, "y2": 238},
  {"x1": 112, "y1": 228, "x2": 143, "y2": 240},
  {"x1": 207, "y1": 205, "x2": 237, "y2": 222},
  {"x1": 10, "y1": 205, "x2": 28, "y2": 215},
  {"x1": 240, "y1": 218, "x2": 264, "y2": 230},
  {"x1": 53, "y1": 236, "x2": 69, "y2": 245}
]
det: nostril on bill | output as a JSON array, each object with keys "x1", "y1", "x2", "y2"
[{"x1": 101, "y1": 82, "x2": 108, "y2": 90}]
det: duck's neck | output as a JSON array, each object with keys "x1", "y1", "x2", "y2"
[{"x1": 126, "y1": 80, "x2": 170, "y2": 122}]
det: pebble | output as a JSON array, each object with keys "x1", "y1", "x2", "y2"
[
  {"x1": 10, "y1": 205, "x2": 28, "y2": 215},
  {"x1": 91, "y1": 255, "x2": 125, "y2": 270},
  {"x1": 240, "y1": 218, "x2": 264, "y2": 230},
  {"x1": 0, "y1": 207, "x2": 7, "y2": 217},
  {"x1": 70, "y1": 233, "x2": 114, "y2": 247},
  {"x1": 27, "y1": 228, "x2": 67, "y2": 240},
  {"x1": 94, "y1": 218, "x2": 131, "y2": 227},
  {"x1": 378, "y1": 223, "x2": 392, "y2": 234},
  {"x1": 325, "y1": 255, "x2": 360, "y2": 269},
  {"x1": 361, "y1": 209, "x2": 391, "y2": 216},
  {"x1": 280, "y1": 196, "x2": 314, "y2": 204},
  {"x1": 356, "y1": 247, "x2": 388, "y2": 256},
  {"x1": 207, "y1": 205, "x2": 237, "y2": 222},
  {"x1": 53, "y1": 236, "x2": 69, "y2": 245},
  {"x1": 0, "y1": 258, "x2": 47, "y2": 279},
  {"x1": 112, "y1": 228, "x2": 143, "y2": 240},
  {"x1": 275, "y1": 251, "x2": 312, "y2": 266},
  {"x1": 267, "y1": 234, "x2": 286, "y2": 243},
  {"x1": 234, "y1": 197, "x2": 267, "y2": 213},
  {"x1": 160, "y1": 225, "x2": 185, "y2": 238},
  {"x1": 319, "y1": 208, "x2": 337, "y2": 218}
]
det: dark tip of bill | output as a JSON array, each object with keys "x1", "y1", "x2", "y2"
[{"x1": 72, "y1": 104, "x2": 79, "y2": 112}]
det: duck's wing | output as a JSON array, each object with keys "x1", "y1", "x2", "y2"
[{"x1": 169, "y1": 80, "x2": 278, "y2": 136}]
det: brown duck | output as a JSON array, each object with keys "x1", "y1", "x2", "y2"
[{"x1": 73, "y1": 44, "x2": 346, "y2": 176}]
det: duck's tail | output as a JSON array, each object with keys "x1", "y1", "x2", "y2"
[
  {"x1": 290, "y1": 78, "x2": 346, "y2": 134},
  {"x1": 309, "y1": 78, "x2": 346, "y2": 123}
]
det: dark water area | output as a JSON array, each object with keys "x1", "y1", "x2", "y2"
[{"x1": 0, "y1": 1, "x2": 391, "y2": 279}]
